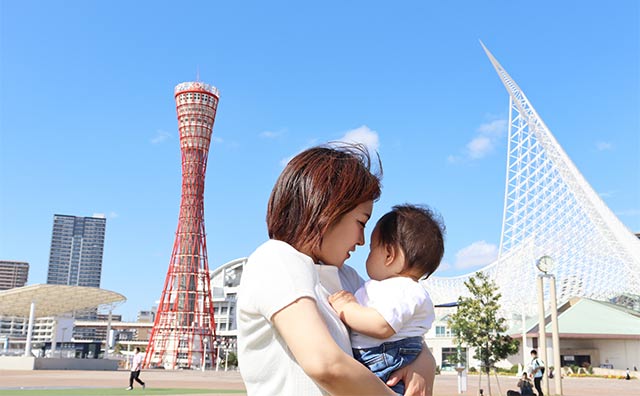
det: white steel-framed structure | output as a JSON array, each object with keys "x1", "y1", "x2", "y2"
[{"x1": 425, "y1": 43, "x2": 640, "y2": 316}]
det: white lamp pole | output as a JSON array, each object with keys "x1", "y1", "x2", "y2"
[
  {"x1": 548, "y1": 274, "x2": 563, "y2": 395},
  {"x1": 215, "y1": 342, "x2": 221, "y2": 371},
  {"x1": 202, "y1": 338, "x2": 208, "y2": 372},
  {"x1": 536, "y1": 255, "x2": 564, "y2": 396},
  {"x1": 536, "y1": 256, "x2": 552, "y2": 396},
  {"x1": 536, "y1": 275, "x2": 549, "y2": 396}
]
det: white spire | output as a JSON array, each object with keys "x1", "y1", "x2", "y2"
[{"x1": 425, "y1": 43, "x2": 640, "y2": 314}]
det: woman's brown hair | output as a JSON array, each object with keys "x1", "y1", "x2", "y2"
[{"x1": 267, "y1": 143, "x2": 382, "y2": 260}]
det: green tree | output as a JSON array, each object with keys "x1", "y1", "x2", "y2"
[{"x1": 447, "y1": 272, "x2": 519, "y2": 396}]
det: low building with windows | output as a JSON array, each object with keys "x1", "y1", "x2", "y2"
[
  {"x1": 210, "y1": 258, "x2": 246, "y2": 338},
  {"x1": 425, "y1": 296, "x2": 640, "y2": 373}
]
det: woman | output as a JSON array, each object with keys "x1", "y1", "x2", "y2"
[
  {"x1": 516, "y1": 372, "x2": 535, "y2": 396},
  {"x1": 237, "y1": 144, "x2": 435, "y2": 395}
]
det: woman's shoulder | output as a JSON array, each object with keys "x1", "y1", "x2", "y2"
[
  {"x1": 244, "y1": 239, "x2": 316, "y2": 281},
  {"x1": 249, "y1": 240, "x2": 312, "y2": 263}
]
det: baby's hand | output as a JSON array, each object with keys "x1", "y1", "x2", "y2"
[{"x1": 328, "y1": 290, "x2": 356, "y2": 312}]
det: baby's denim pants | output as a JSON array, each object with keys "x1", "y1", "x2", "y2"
[{"x1": 352, "y1": 336, "x2": 424, "y2": 395}]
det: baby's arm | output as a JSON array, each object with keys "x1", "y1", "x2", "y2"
[{"x1": 329, "y1": 290, "x2": 395, "y2": 339}]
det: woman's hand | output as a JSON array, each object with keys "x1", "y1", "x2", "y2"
[{"x1": 386, "y1": 345, "x2": 435, "y2": 396}]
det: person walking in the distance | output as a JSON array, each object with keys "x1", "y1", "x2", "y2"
[
  {"x1": 530, "y1": 349, "x2": 545, "y2": 396},
  {"x1": 329, "y1": 204, "x2": 444, "y2": 395},
  {"x1": 127, "y1": 347, "x2": 146, "y2": 390}
]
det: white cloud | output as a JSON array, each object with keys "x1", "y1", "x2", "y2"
[
  {"x1": 477, "y1": 119, "x2": 508, "y2": 137},
  {"x1": 595, "y1": 141, "x2": 613, "y2": 151},
  {"x1": 436, "y1": 261, "x2": 452, "y2": 273},
  {"x1": 598, "y1": 190, "x2": 616, "y2": 198},
  {"x1": 453, "y1": 240, "x2": 499, "y2": 269},
  {"x1": 212, "y1": 136, "x2": 224, "y2": 143},
  {"x1": 260, "y1": 129, "x2": 286, "y2": 139},
  {"x1": 279, "y1": 155, "x2": 295, "y2": 167},
  {"x1": 615, "y1": 208, "x2": 640, "y2": 216},
  {"x1": 338, "y1": 125, "x2": 380, "y2": 153},
  {"x1": 466, "y1": 136, "x2": 493, "y2": 159},
  {"x1": 279, "y1": 130, "x2": 379, "y2": 168},
  {"x1": 151, "y1": 130, "x2": 171, "y2": 144},
  {"x1": 450, "y1": 119, "x2": 508, "y2": 163},
  {"x1": 109, "y1": 212, "x2": 119, "y2": 219}
]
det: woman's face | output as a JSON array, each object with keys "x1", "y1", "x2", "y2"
[{"x1": 315, "y1": 200, "x2": 373, "y2": 267}]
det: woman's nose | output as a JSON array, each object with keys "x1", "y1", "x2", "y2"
[{"x1": 356, "y1": 230, "x2": 365, "y2": 246}]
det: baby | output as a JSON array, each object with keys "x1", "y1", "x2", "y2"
[{"x1": 330, "y1": 204, "x2": 445, "y2": 394}]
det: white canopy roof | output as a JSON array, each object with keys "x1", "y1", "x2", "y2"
[{"x1": 0, "y1": 284, "x2": 126, "y2": 317}]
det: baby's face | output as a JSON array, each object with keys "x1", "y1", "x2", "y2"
[{"x1": 365, "y1": 227, "x2": 394, "y2": 281}]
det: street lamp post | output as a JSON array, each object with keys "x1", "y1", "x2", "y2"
[
  {"x1": 455, "y1": 320, "x2": 466, "y2": 393},
  {"x1": 202, "y1": 338, "x2": 209, "y2": 372},
  {"x1": 536, "y1": 255, "x2": 563, "y2": 396},
  {"x1": 548, "y1": 273, "x2": 563, "y2": 395},
  {"x1": 215, "y1": 341, "x2": 220, "y2": 371},
  {"x1": 60, "y1": 327, "x2": 68, "y2": 358},
  {"x1": 536, "y1": 272, "x2": 549, "y2": 396}
]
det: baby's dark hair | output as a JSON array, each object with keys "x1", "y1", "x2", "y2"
[{"x1": 375, "y1": 204, "x2": 445, "y2": 279}]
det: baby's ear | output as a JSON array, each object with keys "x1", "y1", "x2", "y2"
[
  {"x1": 384, "y1": 243, "x2": 405, "y2": 268},
  {"x1": 384, "y1": 242, "x2": 397, "y2": 263}
]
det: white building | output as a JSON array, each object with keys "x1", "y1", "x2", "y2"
[
  {"x1": 425, "y1": 297, "x2": 640, "y2": 373},
  {"x1": 210, "y1": 258, "x2": 246, "y2": 338}
]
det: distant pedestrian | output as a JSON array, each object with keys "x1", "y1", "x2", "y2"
[
  {"x1": 127, "y1": 347, "x2": 146, "y2": 390},
  {"x1": 626, "y1": 368, "x2": 631, "y2": 380},
  {"x1": 530, "y1": 349, "x2": 545, "y2": 396},
  {"x1": 517, "y1": 372, "x2": 535, "y2": 395}
]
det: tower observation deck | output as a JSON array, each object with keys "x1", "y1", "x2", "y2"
[{"x1": 144, "y1": 82, "x2": 219, "y2": 369}]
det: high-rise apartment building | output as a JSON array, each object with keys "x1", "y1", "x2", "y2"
[
  {"x1": 46, "y1": 214, "x2": 107, "y2": 339},
  {"x1": 0, "y1": 260, "x2": 29, "y2": 290},
  {"x1": 46, "y1": 214, "x2": 106, "y2": 287}
]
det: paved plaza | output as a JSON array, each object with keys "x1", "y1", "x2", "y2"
[{"x1": 0, "y1": 369, "x2": 637, "y2": 395}]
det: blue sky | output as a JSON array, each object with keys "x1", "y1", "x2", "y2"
[{"x1": 1, "y1": 1, "x2": 638, "y2": 320}]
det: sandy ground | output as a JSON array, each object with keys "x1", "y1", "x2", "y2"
[{"x1": 0, "y1": 369, "x2": 637, "y2": 395}]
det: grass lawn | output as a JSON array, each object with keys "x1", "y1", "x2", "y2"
[{"x1": 0, "y1": 389, "x2": 245, "y2": 396}]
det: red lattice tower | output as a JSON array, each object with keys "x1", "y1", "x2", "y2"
[{"x1": 144, "y1": 81, "x2": 219, "y2": 369}]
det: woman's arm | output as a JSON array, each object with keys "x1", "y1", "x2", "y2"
[
  {"x1": 386, "y1": 343, "x2": 435, "y2": 396},
  {"x1": 272, "y1": 296, "x2": 396, "y2": 396}
]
